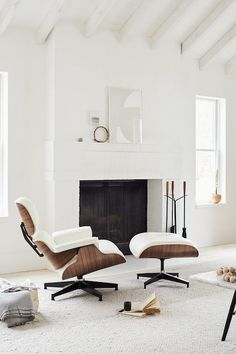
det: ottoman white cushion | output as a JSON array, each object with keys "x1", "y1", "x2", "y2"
[{"x1": 130, "y1": 232, "x2": 197, "y2": 258}]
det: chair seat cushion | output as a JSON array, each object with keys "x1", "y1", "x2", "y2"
[{"x1": 129, "y1": 232, "x2": 199, "y2": 259}]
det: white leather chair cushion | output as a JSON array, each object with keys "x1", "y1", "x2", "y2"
[
  {"x1": 97, "y1": 239, "x2": 125, "y2": 258},
  {"x1": 130, "y1": 232, "x2": 197, "y2": 258},
  {"x1": 52, "y1": 226, "x2": 92, "y2": 244},
  {"x1": 34, "y1": 230, "x2": 99, "y2": 253},
  {"x1": 52, "y1": 237, "x2": 99, "y2": 253},
  {"x1": 15, "y1": 197, "x2": 40, "y2": 233}
]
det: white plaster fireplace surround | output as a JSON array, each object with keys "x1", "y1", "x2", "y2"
[{"x1": 45, "y1": 140, "x2": 182, "y2": 235}]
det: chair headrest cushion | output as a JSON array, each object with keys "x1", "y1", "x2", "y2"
[{"x1": 15, "y1": 197, "x2": 39, "y2": 236}]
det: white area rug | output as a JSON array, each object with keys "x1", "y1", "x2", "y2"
[{"x1": 0, "y1": 260, "x2": 236, "y2": 354}]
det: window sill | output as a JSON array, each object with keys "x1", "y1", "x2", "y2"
[{"x1": 195, "y1": 202, "x2": 226, "y2": 209}]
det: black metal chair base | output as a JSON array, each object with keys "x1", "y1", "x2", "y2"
[
  {"x1": 221, "y1": 290, "x2": 236, "y2": 341},
  {"x1": 137, "y1": 272, "x2": 189, "y2": 289},
  {"x1": 44, "y1": 279, "x2": 118, "y2": 301},
  {"x1": 137, "y1": 259, "x2": 189, "y2": 289}
]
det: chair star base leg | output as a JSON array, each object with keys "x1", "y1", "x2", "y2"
[
  {"x1": 137, "y1": 272, "x2": 179, "y2": 279},
  {"x1": 82, "y1": 280, "x2": 118, "y2": 290},
  {"x1": 141, "y1": 272, "x2": 189, "y2": 288},
  {"x1": 44, "y1": 281, "x2": 74, "y2": 289},
  {"x1": 45, "y1": 279, "x2": 118, "y2": 301},
  {"x1": 137, "y1": 259, "x2": 188, "y2": 289}
]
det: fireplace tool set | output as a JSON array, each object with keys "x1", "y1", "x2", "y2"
[{"x1": 165, "y1": 181, "x2": 187, "y2": 238}]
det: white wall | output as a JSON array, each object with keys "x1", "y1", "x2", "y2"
[
  {"x1": 1, "y1": 21, "x2": 236, "y2": 274},
  {"x1": 0, "y1": 28, "x2": 46, "y2": 274},
  {"x1": 49, "y1": 22, "x2": 236, "y2": 248}
]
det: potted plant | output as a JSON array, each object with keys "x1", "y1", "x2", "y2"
[{"x1": 211, "y1": 169, "x2": 221, "y2": 204}]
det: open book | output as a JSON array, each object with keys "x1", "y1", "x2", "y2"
[{"x1": 119, "y1": 292, "x2": 160, "y2": 317}]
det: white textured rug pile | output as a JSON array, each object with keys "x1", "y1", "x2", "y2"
[{"x1": 0, "y1": 260, "x2": 236, "y2": 354}]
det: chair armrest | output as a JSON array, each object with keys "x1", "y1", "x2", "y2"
[
  {"x1": 34, "y1": 231, "x2": 55, "y2": 251},
  {"x1": 52, "y1": 226, "x2": 92, "y2": 245},
  {"x1": 34, "y1": 230, "x2": 99, "y2": 253},
  {"x1": 53, "y1": 237, "x2": 99, "y2": 253},
  {"x1": 97, "y1": 239, "x2": 125, "y2": 258}
]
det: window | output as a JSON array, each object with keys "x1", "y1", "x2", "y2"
[
  {"x1": 0, "y1": 72, "x2": 8, "y2": 216},
  {"x1": 196, "y1": 96, "x2": 225, "y2": 205}
]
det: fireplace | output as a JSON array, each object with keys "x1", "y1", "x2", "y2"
[{"x1": 79, "y1": 180, "x2": 147, "y2": 254}]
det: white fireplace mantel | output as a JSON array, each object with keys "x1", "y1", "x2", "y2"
[{"x1": 45, "y1": 140, "x2": 182, "y2": 181}]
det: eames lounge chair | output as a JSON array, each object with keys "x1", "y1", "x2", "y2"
[{"x1": 15, "y1": 197, "x2": 126, "y2": 301}]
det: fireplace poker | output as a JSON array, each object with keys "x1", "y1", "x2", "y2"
[
  {"x1": 170, "y1": 181, "x2": 175, "y2": 233},
  {"x1": 165, "y1": 181, "x2": 169, "y2": 232},
  {"x1": 182, "y1": 181, "x2": 187, "y2": 238}
]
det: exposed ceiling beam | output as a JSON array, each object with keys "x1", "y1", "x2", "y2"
[
  {"x1": 0, "y1": 0, "x2": 20, "y2": 35},
  {"x1": 117, "y1": 0, "x2": 145, "y2": 41},
  {"x1": 37, "y1": 0, "x2": 64, "y2": 44},
  {"x1": 199, "y1": 23, "x2": 236, "y2": 69},
  {"x1": 225, "y1": 54, "x2": 236, "y2": 74},
  {"x1": 181, "y1": 0, "x2": 234, "y2": 53},
  {"x1": 84, "y1": 0, "x2": 116, "y2": 37},
  {"x1": 150, "y1": 0, "x2": 191, "y2": 48}
]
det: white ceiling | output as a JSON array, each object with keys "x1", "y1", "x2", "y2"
[{"x1": 3, "y1": 0, "x2": 236, "y2": 73}]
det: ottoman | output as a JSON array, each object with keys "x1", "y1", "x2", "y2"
[{"x1": 130, "y1": 232, "x2": 199, "y2": 288}]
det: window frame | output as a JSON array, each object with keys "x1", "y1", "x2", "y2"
[
  {"x1": 195, "y1": 95, "x2": 225, "y2": 206},
  {"x1": 0, "y1": 72, "x2": 8, "y2": 217}
]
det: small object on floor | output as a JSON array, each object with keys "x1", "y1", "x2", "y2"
[
  {"x1": 0, "y1": 278, "x2": 39, "y2": 312},
  {"x1": 119, "y1": 292, "x2": 160, "y2": 317},
  {"x1": 216, "y1": 268, "x2": 223, "y2": 275},
  {"x1": 0, "y1": 278, "x2": 39, "y2": 327},
  {"x1": 0, "y1": 290, "x2": 35, "y2": 328},
  {"x1": 224, "y1": 274, "x2": 231, "y2": 282},
  {"x1": 216, "y1": 267, "x2": 236, "y2": 283},
  {"x1": 124, "y1": 301, "x2": 131, "y2": 311},
  {"x1": 230, "y1": 276, "x2": 236, "y2": 283}
]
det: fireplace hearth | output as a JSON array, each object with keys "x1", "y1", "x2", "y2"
[{"x1": 79, "y1": 180, "x2": 147, "y2": 254}]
